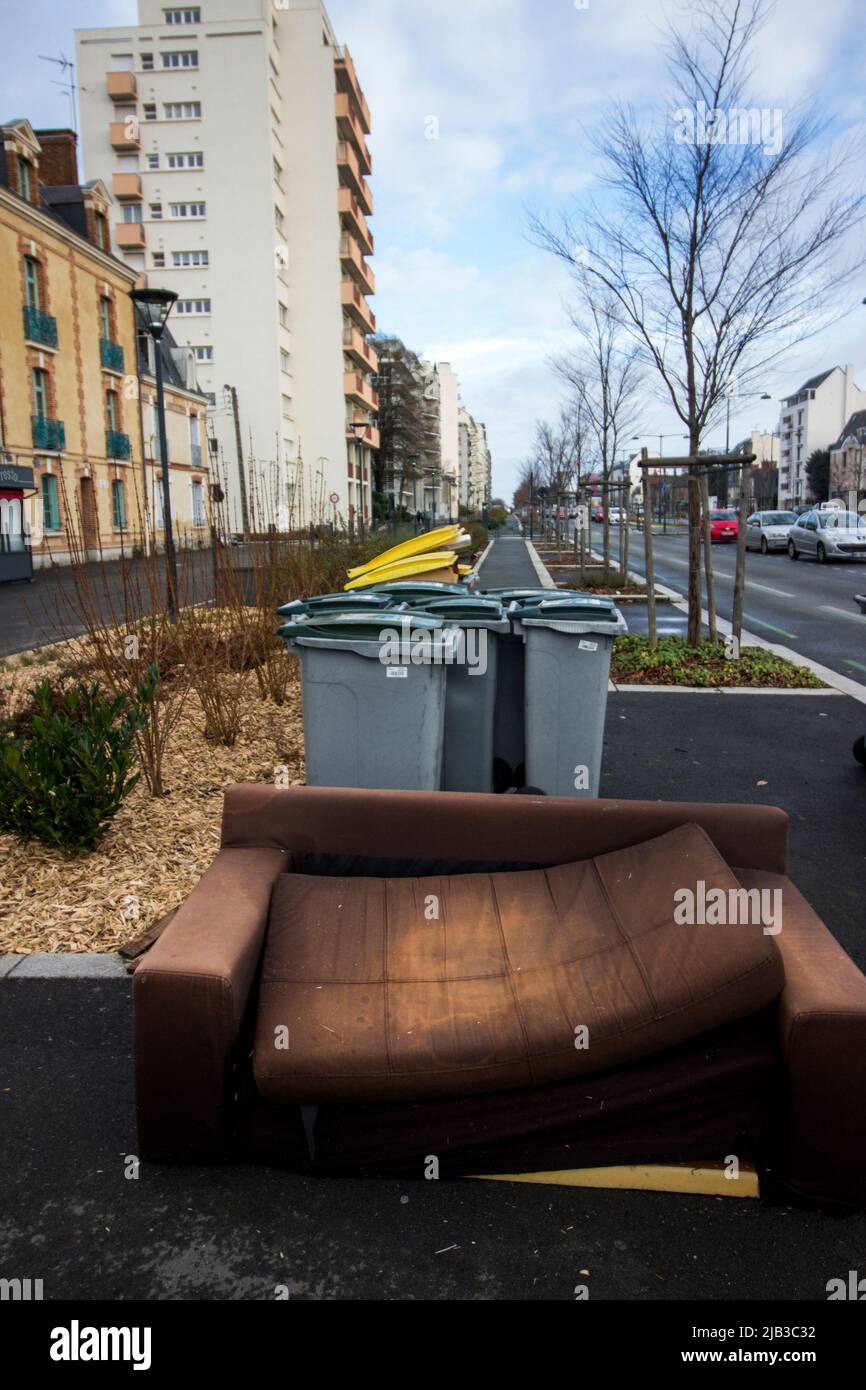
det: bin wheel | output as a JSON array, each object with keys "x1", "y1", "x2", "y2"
[{"x1": 854, "y1": 736, "x2": 866, "y2": 768}]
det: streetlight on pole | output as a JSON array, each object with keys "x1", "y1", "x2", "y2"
[{"x1": 131, "y1": 285, "x2": 179, "y2": 621}]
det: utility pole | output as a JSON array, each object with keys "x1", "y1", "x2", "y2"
[{"x1": 227, "y1": 385, "x2": 250, "y2": 539}]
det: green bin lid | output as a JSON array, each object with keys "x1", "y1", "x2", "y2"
[
  {"x1": 413, "y1": 597, "x2": 505, "y2": 623},
  {"x1": 277, "y1": 592, "x2": 395, "y2": 617},
  {"x1": 512, "y1": 595, "x2": 620, "y2": 622},
  {"x1": 278, "y1": 609, "x2": 444, "y2": 644}
]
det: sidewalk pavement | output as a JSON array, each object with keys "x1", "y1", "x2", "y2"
[{"x1": 1, "y1": 524, "x2": 864, "y2": 1301}]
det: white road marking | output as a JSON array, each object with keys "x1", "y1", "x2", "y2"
[{"x1": 742, "y1": 581, "x2": 796, "y2": 598}]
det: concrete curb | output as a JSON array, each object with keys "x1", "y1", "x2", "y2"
[
  {"x1": 609, "y1": 684, "x2": 846, "y2": 696},
  {"x1": 524, "y1": 540, "x2": 558, "y2": 588},
  {"x1": 0, "y1": 953, "x2": 128, "y2": 978}
]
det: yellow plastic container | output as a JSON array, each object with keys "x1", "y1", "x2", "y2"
[
  {"x1": 344, "y1": 552, "x2": 460, "y2": 591},
  {"x1": 346, "y1": 526, "x2": 463, "y2": 580}
]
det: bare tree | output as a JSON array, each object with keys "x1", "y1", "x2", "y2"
[
  {"x1": 554, "y1": 281, "x2": 643, "y2": 571},
  {"x1": 531, "y1": 0, "x2": 866, "y2": 642}
]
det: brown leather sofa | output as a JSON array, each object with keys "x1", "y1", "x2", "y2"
[{"x1": 133, "y1": 786, "x2": 866, "y2": 1208}]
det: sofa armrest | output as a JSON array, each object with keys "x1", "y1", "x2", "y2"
[
  {"x1": 738, "y1": 870, "x2": 866, "y2": 1207},
  {"x1": 133, "y1": 845, "x2": 287, "y2": 1161},
  {"x1": 220, "y1": 785, "x2": 789, "y2": 875}
]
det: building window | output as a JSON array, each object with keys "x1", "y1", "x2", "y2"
[
  {"x1": 143, "y1": 104, "x2": 157, "y2": 121},
  {"x1": 94, "y1": 212, "x2": 109, "y2": 249},
  {"x1": 166, "y1": 7, "x2": 201, "y2": 23},
  {"x1": 191, "y1": 479, "x2": 205, "y2": 527},
  {"x1": 274, "y1": 205, "x2": 284, "y2": 231},
  {"x1": 172, "y1": 250, "x2": 209, "y2": 267},
  {"x1": 141, "y1": 53, "x2": 154, "y2": 70},
  {"x1": 163, "y1": 50, "x2": 198, "y2": 68},
  {"x1": 99, "y1": 296, "x2": 112, "y2": 340},
  {"x1": 192, "y1": 345, "x2": 213, "y2": 361},
  {"x1": 163, "y1": 102, "x2": 201, "y2": 120},
  {"x1": 112, "y1": 479, "x2": 127, "y2": 529},
  {"x1": 42, "y1": 473, "x2": 61, "y2": 531},
  {"x1": 24, "y1": 256, "x2": 41, "y2": 308},
  {"x1": 169, "y1": 202, "x2": 206, "y2": 218},
  {"x1": 17, "y1": 156, "x2": 32, "y2": 202},
  {"x1": 281, "y1": 394, "x2": 291, "y2": 418},
  {"x1": 280, "y1": 349, "x2": 289, "y2": 373},
  {"x1": 122, "y1": 204, "x2": 143, "y2": 223},
  {"x1": 204, "y1": 391, "x2": 216, "y2": 406},
  {"x1": 146, "y1": 153, "x2": 159, "y2": 169},
  {"x1": 149, "y1": 203, "x2": 163, "y2": 220},
  {"x1": 167, "y1": 150, "x2": 203, "y2": 168},
  {"x1": 176, "y1": 298, "x2": 211, "y2": 314},
  {"x1": 32, "y1": 367, "x2": 49, "y2": 418},
  {"x1": 106, "y1": 389, "x2": 120, "y2": 433},
  {"x1": 278, "y1": 301, "x2": 287, "y2": 327}
]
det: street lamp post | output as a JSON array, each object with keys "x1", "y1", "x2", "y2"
[{"x1": 131, "y1": 286, "x2": 179, "y2": 622}]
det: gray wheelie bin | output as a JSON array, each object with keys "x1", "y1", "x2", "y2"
[
  {"x1": 367, "y1": 580, "x2": 470, "y2": 606},
  {"x1": 510, "y1": 596, "x2": 627, "y2": 798},
  {"x1": 485, "y1": 590, "x2": 559, "y2": 788},
  {"x1": 415, "y1": 596, "x2": 511, "y2": 793},
  {"x1": 278, "y1": 610, "x2": 459, "y2": 791}
]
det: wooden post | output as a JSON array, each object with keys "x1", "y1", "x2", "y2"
[
  {"x1": 699, "y1": 470, "x2": 718, "y2": 641},
  {"x1": 642, "y1": 451, "x2": 657, "y2": 650},
  {"x1": 732, "y1": 460, "x2": 752, "y2": 645}
]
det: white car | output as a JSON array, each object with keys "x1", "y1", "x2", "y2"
[
  {"x1": 745, "y1": 510, "x2": 797, "y2": 554},
  {"x1": 607, "y1": 508, "x2": 627, "y2": 525},
  {"x1": 787, "y1": 510, "x2": 866, "y2": 563}
]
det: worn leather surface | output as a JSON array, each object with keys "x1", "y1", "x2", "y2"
[{"x1": 253, "y1": 823, "x2": 784, "y2": 1103}]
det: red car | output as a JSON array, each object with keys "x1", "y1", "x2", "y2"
[
  {"x1": 702, "y1": 509, "x2": 739, "y2": 543},
  {"x1": 591, "y1": 506, "x2": 604, "y2": 522}
]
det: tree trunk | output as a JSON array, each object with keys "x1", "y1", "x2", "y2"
[
  {"x1": 687, "y1": 434, "x2": 702, "y2": 645},
  {"x1": 700, "y1": 471, "x2": 717, "y2": 641}
]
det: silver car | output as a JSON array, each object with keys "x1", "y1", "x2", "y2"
[
  {"x1": 787, "y1": 510, "x2": 866, "y2": 563},
  {"x1": 745, "y1": 510, "x2": 797, "y2": 554}
]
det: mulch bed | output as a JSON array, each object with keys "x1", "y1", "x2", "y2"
[{"x1": 0, "y1": 647, "x2": 305, "y2": 954}]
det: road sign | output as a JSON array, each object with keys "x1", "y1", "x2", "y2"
[{"x1": 329, "y1": 492, "x2": 340, "y2": 505}]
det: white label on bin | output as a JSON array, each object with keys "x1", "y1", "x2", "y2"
[
  {"x1": 387, "y1": 667, "x2": 409, "y2": 679},
  {"x1": 578, "y1": 640, "x2": 598, "y2": 652}
]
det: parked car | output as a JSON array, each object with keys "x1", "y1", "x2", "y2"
[
  {"x1": 591, "y1": 506, "x2": 604, "y2": 522},
  {"x1": 701, "y1": 509, "x2": 739, "y2": 543},
  {"x1": 787, "y1": 510, "x2": 866, "y2": 563},
  {"x1": 607, "y1": 507, "x2": 627, "y2": 525},
  {"x1": 745, "y1": 510, "x2": 798, "y2": 554}
]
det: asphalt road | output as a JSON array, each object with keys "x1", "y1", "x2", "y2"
[{"x1": 592, "y1": 522, "x2": 866, "y2": 681}]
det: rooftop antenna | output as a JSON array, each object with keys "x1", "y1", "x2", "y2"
[{"x1": 38, "y1": 53, "x2": 82, "y2": 134}]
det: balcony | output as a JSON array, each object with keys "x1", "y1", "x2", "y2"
[
  {"x1": 107, "y1": 70, "x2": 138, "y2": 102},
  {"x1": 116, "y1": 222, "x2": 146, "y2": 250},
  {"x1": 340, "y1": 234, "x2": 375, "y2": 295},
  {"x1": 336, "y1": 141, "x2": 373, "y2": 215},
  {"x1": 112, "y1": 172, "x2": 143, "y2": 201},
  {"x1": 341, "y1": 281, "x2": 375, "y2": 335},
  {"x1": 335, "y1": 94, "x2": 372, "y2": 175},
  {"x1": 23, "y1": 305, "x2": 58, "y2": 349},
  {"x1": 343, "y1": 324, "x2": 378, "y2": 374},
  {"x1": 344, "y1": 371, "x2": 379, "y2": 410},
  {"x1": 338, "y1": 188, "x2": 373, "y2": 254},
  {"x1": 346, "y1": 420, "x2": 380, "y2": 450},
  {"x1": 335, "y1": 46, "x2": 371, "y2": 135},
  {"x1": 107, "y1": 429, "x2": 131, "y2": 460},
  {"x1": 100, "y1": 338, "x2": 125, "y2": 373},
  {"x1": 109, "y1": 121, "x2": 140, "y2": 152},
  {"x1": 32, "y1": 416, "x2": 65, "y2": 452}
]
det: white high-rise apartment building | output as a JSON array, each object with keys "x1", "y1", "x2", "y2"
[
  {"x1": 76, "y1": 0, "x2": 378, "y2": 533},
  {"x1": 458, "y1": 405, "x2": 492, "y2": 511},
  {"x1": 777, "y1": 365, "x2": 865, "y2": 507}
]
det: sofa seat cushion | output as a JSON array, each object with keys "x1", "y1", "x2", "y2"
[{"x1": 253, "y1": 823, "x2": 784, "y2": 1104}]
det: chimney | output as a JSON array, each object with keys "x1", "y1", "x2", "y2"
[{"x1": 34, "y1": 129, "x2": 79, "y2": 187}]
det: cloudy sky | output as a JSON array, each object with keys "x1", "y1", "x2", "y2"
[{"x1": 4, "y1": 0, "x2": 865, "y2": 499}]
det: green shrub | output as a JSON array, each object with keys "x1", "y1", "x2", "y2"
[{"x1": 0, "y1": 677, "x2": 152, "y2": 852}]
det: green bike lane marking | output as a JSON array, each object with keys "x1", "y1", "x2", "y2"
[{"x1": 742, "y1": 613, "x2": 798, "y2": 640}]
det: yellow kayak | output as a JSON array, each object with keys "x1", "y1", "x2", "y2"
[
  {"x1": 346, "y1": 525, "x2": 463, "y2": 579},
  {"x1": 344, "y1": 552, "x2": 459, "y2": 590}
]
